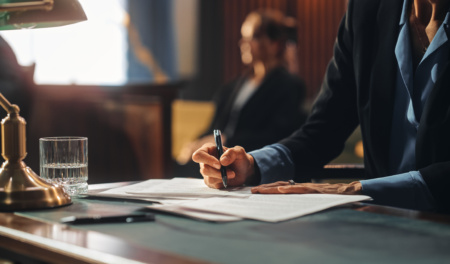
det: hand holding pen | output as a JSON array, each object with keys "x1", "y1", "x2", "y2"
[{"x1": 192, "y1": 132, "x2": 256, "y2": 189}]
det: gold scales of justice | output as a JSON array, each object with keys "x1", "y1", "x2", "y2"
[{"x1": 0, "y1": 0, "x2": 87, "y2": 210}]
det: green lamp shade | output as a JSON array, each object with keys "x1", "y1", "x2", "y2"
[{"x1": 0, "y1": 0, "x2": 87, "y2": 30}]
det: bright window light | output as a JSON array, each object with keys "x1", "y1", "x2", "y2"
[{"x1": 0, "y1": 0, "x2": 128, "y2": 85}]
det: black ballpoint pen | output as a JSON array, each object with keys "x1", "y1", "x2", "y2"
[
  {"x1": 214, "y1": 129, "x2": 228, "y2": 188},
  {"x1": 60, "y1": 213, "x2": 155, "y2": 225}
]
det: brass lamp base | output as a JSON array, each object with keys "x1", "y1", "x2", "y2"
[
  {"x1": 0, "y1": 160, "x2": 72, "y2": 211},
  {"x1": 0, "y1": 94, "x2": 71, "y2": 210}
]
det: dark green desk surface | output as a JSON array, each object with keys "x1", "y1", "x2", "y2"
[{"x1": 7, "y1": 193, "x2": 449, "y2": 264}]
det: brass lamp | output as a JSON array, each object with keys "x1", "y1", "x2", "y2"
[
  {"x1": 0, "y1": 0, "x2": 87, "y2": 210},
  {"x1": 0, "y1": 0, "x2": 87, "y2": 30},
  {"x1": 0, "y1": 93, "x2": 71, "y2": 210}
]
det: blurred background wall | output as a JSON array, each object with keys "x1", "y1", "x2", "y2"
[
  {"x1": 184, "y1": 0, "x2": 348, "y2": 103},
  {"x1": 0, "y1": 0, "x2": 361, "y2": 183}
]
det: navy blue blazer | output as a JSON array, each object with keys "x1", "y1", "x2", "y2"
[{"x1": 280, "y1": 0, "x2": 450, "y2": 213}]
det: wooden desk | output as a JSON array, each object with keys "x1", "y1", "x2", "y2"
[{"x1": 1, "y1": 182, "x2": 450, "y2": 264}]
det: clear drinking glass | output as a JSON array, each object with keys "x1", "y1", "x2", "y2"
[{"x1": 39, "y1": 137, "x2": 88, "y2": 196}]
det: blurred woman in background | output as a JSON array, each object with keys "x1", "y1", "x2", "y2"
[{"x1": 177, "y1": 9, "x2": 307, "y2": 165}]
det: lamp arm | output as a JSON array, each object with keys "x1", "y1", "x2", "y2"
[
  {"x1": 0, "y1": 92, "x2": 19, "y2": 114},
  {"x1": 0, "y1": 0, "x2": 53, "y2": 12}
]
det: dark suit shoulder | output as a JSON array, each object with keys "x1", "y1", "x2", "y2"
[
  {"x1": 347, "y1": 0, "x2": 403, "y2": 21},
  {"x1": 348, "y1": 0, "x2": 402, "y2": 9},
  {"x1": 264, "y1": 67, "x2": 305, "y2": 93}
]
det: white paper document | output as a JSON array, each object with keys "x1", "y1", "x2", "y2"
[
  {"x1": 89, "y1": 179, "x2": 171, "y2": 201},
  {"x1": 148, "y1": 203, "x2": 243, "y2": 222},
  {"x1": 173, "y1": 194, "x2": 371, "y2": 222},
  {"x1": 125, "y1": 178, "x2": 252, "y2": 199},
  {"x1": 91, "y1": 178, "x2": 372, "y2": 222},
  {"x1": 89, "y1": 178, "x2": 245, "y2": 222}
]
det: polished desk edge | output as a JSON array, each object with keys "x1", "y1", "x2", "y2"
[
  {"x1": 355, "y1": 203, "x2": 450, "y2": 225},
  {"x1": 2, "y1": 181, "x2": 449, "y2": 264},
  {"x1": 0, "y1": 212, "x2": 211, "y2": 264}
]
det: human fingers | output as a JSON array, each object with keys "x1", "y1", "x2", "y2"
[
  {"x1": 192, "y1": 143, "x2": 221, "y2": 170},
  {"x1": 198, "y1": 162, "x2": 236, "y2": 180},
  {"x1": 277, "y1": 183, "x2": 362, "y2": 195},
  {"x1": 204, "y1": 175, "x2": 223, "y2": 189},
  {"x1": 251, "y1": 182, "x2": 289, "y2": 194},
  {"x1": 219, "y1": 146, "x2": 247, "y2": 167},
  {"x1": 251, "y1": 186, "x2": 284, "y2": 194},
  {"x1": 199, "y1": 163, "x2": 223, "y2": 180},
  {"x1": 277, "y1": 185, "x2": 319, "y2": 194},
  {"x1": 250, "y1": 181, "x2": 294, "y2": 193},
  {"x1": 255, "y1": 181, "x2": 292, "y2": 188}
]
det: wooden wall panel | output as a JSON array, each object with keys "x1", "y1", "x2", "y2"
[
  {"x1": 220, "y1": 0, "x2": 348, "y2": 102},
  {"x1": 296, "y1": 0, "x2": 348, "y2": 99},
  {"x1": 26, "y1": 83, "x2": 180, "y2": 183}
]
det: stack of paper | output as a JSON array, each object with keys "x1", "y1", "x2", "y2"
[
  {"x1": 89, "y1": 178, "x2": 371, "y2": 223},
  {"x1": 126, "y1": 178, "x2": 251, "y2": 198}
]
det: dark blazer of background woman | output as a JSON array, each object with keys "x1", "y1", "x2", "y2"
[{"x1": 204, "y1": 66, "x2": 307, "y2": 152}]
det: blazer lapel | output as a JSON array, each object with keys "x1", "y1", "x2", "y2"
[
  {"x1": 239, "y1": 67, "x2": 281, "y2": 115},
  {"x1": 416, "y1": 57, "x2": 450, "y2": 167}
]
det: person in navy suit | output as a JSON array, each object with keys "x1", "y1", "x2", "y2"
[{"x1": 193, "y1": 0, "x2": 450, "y2": 214}]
